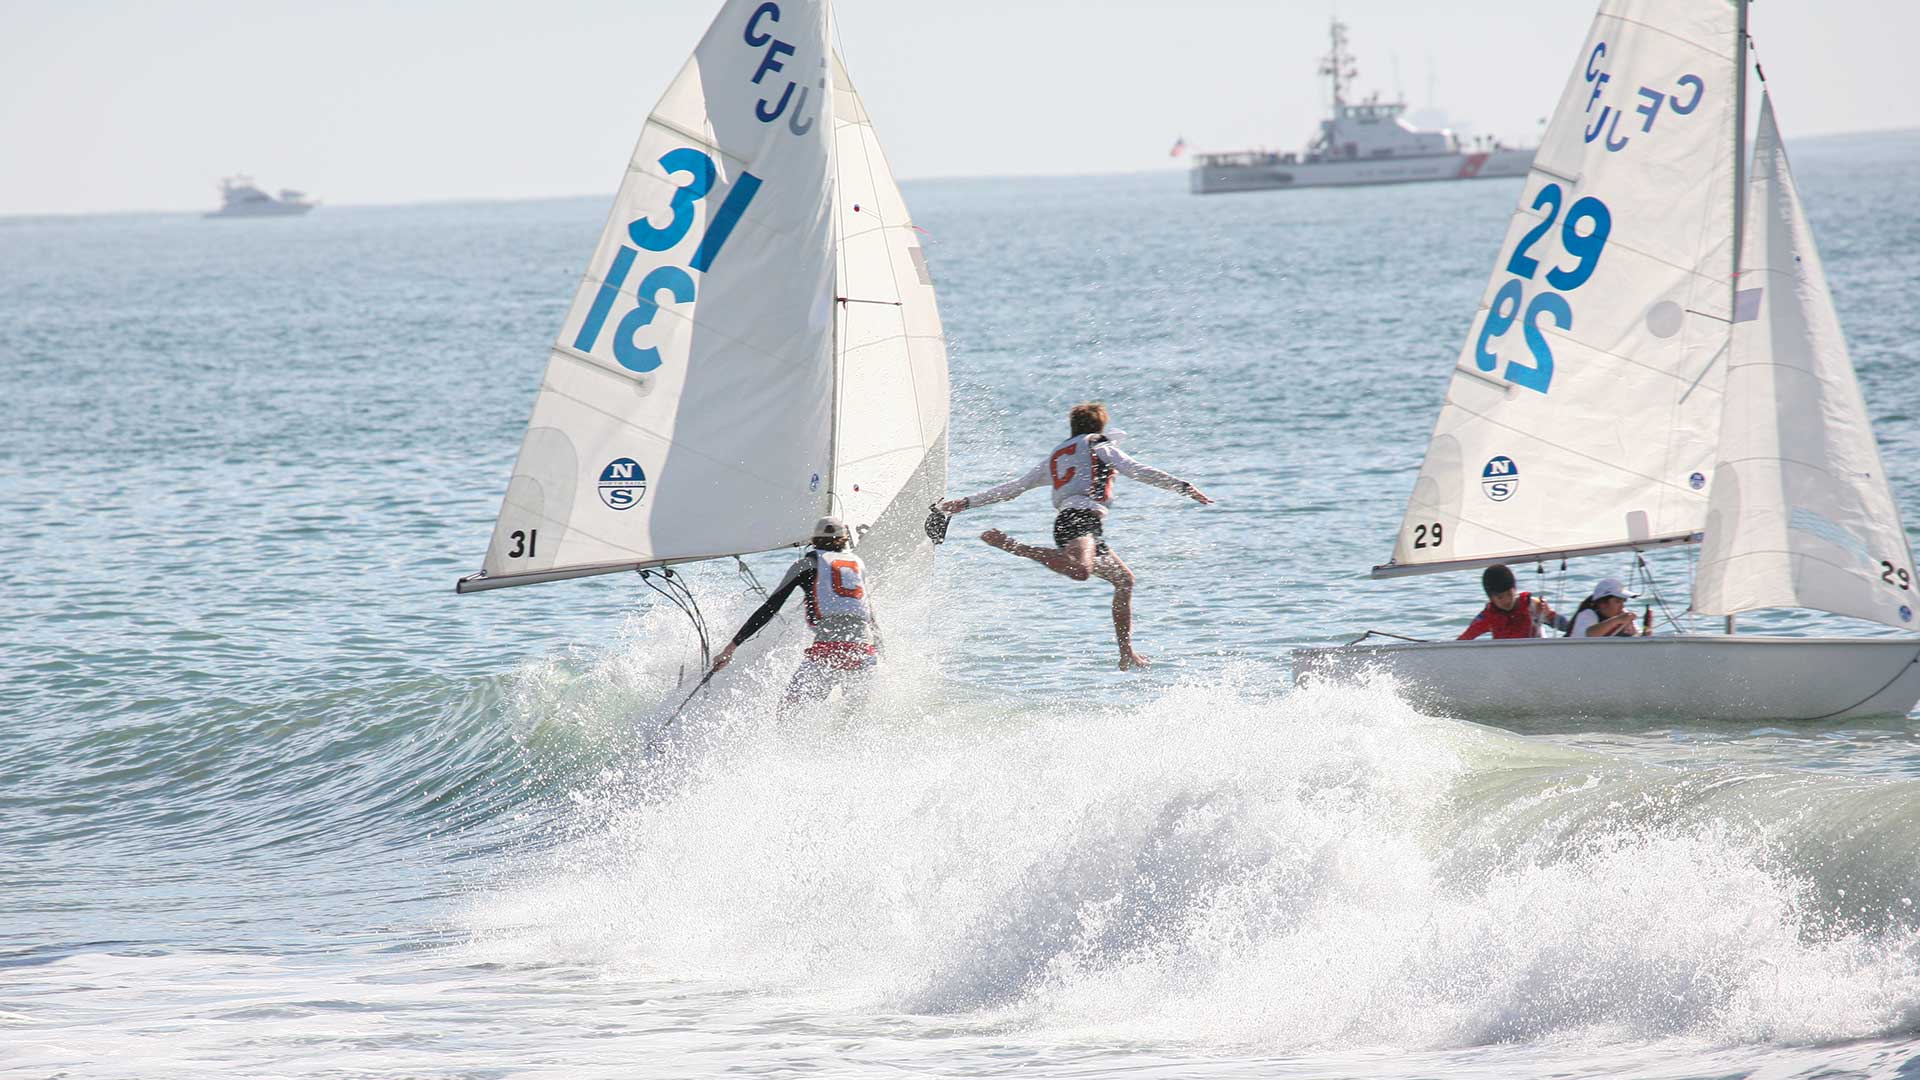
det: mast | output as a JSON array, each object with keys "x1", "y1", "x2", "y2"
[
  {"x1": 1726, "y1": 0, "x2": 1749, "y2": 636},
  {"x1": 825, "y1": 3, "x2": 845, "y2": 520},
  {"x1": 1732, "y1": 0, "x2": 1749, "y2": 290},
  {"x1": 1320, "y1": 19, "x2": 1355, "y2": 110}
]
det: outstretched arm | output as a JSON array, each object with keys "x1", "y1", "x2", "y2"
[
  {"x1": 1097, "y1": 444, "x2": 1214, "y2": 504},
  {"x1": 937, "y1": 460, "x2": 1049, "y2": 514},
  {"x1": 712, "y1": 560, "x2": 809, "y2": 670}
]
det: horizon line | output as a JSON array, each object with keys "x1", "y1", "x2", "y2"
[{"x1": 7, "y1": 123, "x2": 1917, "y2": 222}]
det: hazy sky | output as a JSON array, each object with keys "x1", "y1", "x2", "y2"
[{"x1": 1, "y1": 1, "x2": 1907, "y2": 215}]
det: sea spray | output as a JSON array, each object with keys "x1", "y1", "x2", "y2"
[{"x1": 469, "y1": 668, "x2": 1920, "y2": 1054}]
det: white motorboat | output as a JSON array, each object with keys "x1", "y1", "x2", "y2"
[
  {"x1": 205, "y1": 175, "x2": 315, "y2": 217},
  {"x1": 1190, "y1": 20, "x2": 1534, "y2": 195},
  {"x1": 1293, "y1": 0, "x2": 1920, "y2": 722}
]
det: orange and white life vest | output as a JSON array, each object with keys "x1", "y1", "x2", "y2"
[
  {"x1": 1045, "y1": 434, "x2": 1115, "y2": 511},
  {"x1": 808, "y1": 549, "x2": 873, "y2": 630}
]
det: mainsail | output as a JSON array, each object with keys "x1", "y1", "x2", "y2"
[
  {"x1": 1376, "y1": 0, "x2": 1740, "y2": 578},
  {"x1": 459, "y1": 2, "x2": 947, "y2": 593},
  {"x1": 1693, "y1": 95, "x2": 1918, "y2": 631}
]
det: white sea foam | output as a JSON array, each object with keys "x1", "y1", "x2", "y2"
[{"x1": 467, "y1": 669, "x2": 1920, "y2": 1055}]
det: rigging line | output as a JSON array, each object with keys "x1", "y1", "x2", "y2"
[
  {"x1": 669, "y1": 570, "x2": 712, "y2": 652},
  {"x1": 1557, "y1": 557, "x2": 1568, "y2": 631},
  {"x1": 638, "y1": 568, "x2": 712, "y2": 670},
  {"x1": 735, "y1": 556, "x2": 768, "y2": 600},
  {"x1": 640, "y1": 572, "x2": 700, "y2": 643},
  {"x1": 837, "y1": 297, "x2": 903, "y2": 306},
  {"x1": 1635, "y1": 552, "x2": 1687, "y2": 634},
  {"x1": 669, "y1": 570, "x2": 712, "y2": 651},
  {"x1": 1792, "y1": 647, "x2": 1920, "y2": 724},
  {"x1": 1342, "y1": 629, "x2": 1431, "y2": 646},
  {"x1": 1534, "y1": 560, "x2": 1552, "y2": 634},
  {"x1": 1686, "y1": 540, "x2": 1699, "y2": 632}
]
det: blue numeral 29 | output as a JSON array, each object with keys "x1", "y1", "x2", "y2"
[
  {"x1": 1477, "y1": 182, "x2": 1612, "y2": 395},
  {"x1": 574, "y1": 148, "x2": 763, "y2": 372}
]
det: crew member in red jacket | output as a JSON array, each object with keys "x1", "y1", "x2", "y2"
[{"x1": 1458, "y1": 564, "x2": 1568, "y2": 640}]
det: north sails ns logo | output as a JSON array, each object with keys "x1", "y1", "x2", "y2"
[
  {"x1": 598, "y1": 458, "x2": 648, "y2": 510},
  {"x1": 1482, "y1": 455, "x2": 1519, "y2": 502}
]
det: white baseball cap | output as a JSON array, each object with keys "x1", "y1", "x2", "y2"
[
  {"x1": 1592, "y1": 577, "x2": 1634, "y2": 601},
  {"x1": 812, "y1": 515, "x2": 851, "y2": 541}
]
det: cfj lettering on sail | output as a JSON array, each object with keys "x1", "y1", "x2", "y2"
[
  {"x1": 1583, "y1": 41, "x2": 1706, "y2": 153},
  {"x1": 743, "y1": 2, "x2": 818, "y2": 135}
]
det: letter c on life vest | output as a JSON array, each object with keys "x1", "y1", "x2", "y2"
[
  {"x1": 829, "y1": 560, "x2": 864, "y2": 599},
  {"x1": 1049, "y1": 445, "x2": 1077, "y2": 489}
]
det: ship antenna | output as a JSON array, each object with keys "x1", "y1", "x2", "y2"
[{"x1": 1319, "y1": 19, "x2": 1357, "y2": 109}]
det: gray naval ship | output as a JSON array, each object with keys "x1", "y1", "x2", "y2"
[
  {"x1": 1191, "y1": 21, "x2": 1534, "y2": 195},
  {"x1": 205, "y1": 175, "x2": 316, "y2": 218}
]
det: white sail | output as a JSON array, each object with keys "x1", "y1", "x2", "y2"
[
  {"x1": 461, "y1": 2, "x2": 838, "y2": 592},
  {"x1": 1693, "y1": 95, "x2": 1918, "y2": 631},
  {"x1": 1377, "y1": 0, "x2": 1740, "y2": 578},
  {"x1": 825, "y1": 50, "x2": 948, "y2": 566}
]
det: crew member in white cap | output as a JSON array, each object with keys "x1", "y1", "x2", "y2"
[
  {"x1": 1565, "y1": 577, "x2": 1647, "y2": 638},
  {"x1": 712, "y1": 515, "x2": 881, "y2": 706}
]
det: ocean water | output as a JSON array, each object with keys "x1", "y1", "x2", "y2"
[{"x1": 6, "y1": 128, "x2": 1920, "y2": 1078}]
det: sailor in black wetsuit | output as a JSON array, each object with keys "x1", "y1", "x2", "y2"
[{"x1": 711, "y1": 515, "x2": 881, "y2": 706}]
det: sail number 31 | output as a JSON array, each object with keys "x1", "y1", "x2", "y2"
[
  {"x1": 1474, "y1": 183, "x2": 1612, "y2": 395},
  {"x1": 573, "y1": 148, "x2": 764, "y2": 374}
]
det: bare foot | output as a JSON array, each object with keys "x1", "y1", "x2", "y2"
[
  {"x1": 1119, "y1": 650, "x2": 1152, "y2": 671},
  {"x1": 980, "y1": 528, "x2": 1019, "y2": 552}
]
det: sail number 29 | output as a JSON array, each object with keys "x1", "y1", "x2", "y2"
[
  {"x1": 1474, "y1": 183, "x2": 1613, "y2": 395},
  {"x1": 1884, "y1": 561, "x2": 1914, "y2": 590}
]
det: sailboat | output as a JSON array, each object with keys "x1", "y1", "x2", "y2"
[
  {"x1": 1293, "y1": 0, "x2": 1920, "y2": 722},
  {"x1": 457, "y1": 2, "x2": 948, "y2": 625}
]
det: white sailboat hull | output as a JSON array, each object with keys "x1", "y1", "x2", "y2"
[{"x1": 1291, "y1": 635, "x2": 1920, "y2": 722}]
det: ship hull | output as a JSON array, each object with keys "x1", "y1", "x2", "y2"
[
  {"x1": 204, "y1": 203, "x2": 314, "y2": 218},
  {"x1": 1290, "y1": 635, "x2": 1920, "y2": 722},
  {"x1": 1190, "y1": 147, "x2": 1533, "y2": 194}
]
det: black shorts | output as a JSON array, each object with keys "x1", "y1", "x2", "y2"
[{"x1": 1053, "y1": 508, "x2": 1110, "y2": 556}]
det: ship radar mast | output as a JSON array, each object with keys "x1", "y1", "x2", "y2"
[{"x1": 1319, "y1": 19, "x2": 1358, "y2": 109}]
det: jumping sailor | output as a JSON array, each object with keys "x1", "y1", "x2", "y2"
[
  {"x1": 936, "y1": 402, "x2": 1212, "y2": 670},
  {"x1": 712, "y1": 516, "x2": 881, "y2": 707}
]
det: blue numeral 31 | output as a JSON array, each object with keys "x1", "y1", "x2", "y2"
[{"x1": 573, "y1": 148, "x2": 764, "y2": 371}]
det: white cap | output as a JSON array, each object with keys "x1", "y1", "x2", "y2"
[
  {"x1": 1592, "y1": 577, "x2": 1634, "y2": 601},
  {"x1": 812, "y1": 515, "x2": 851, "y2": 541}
]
